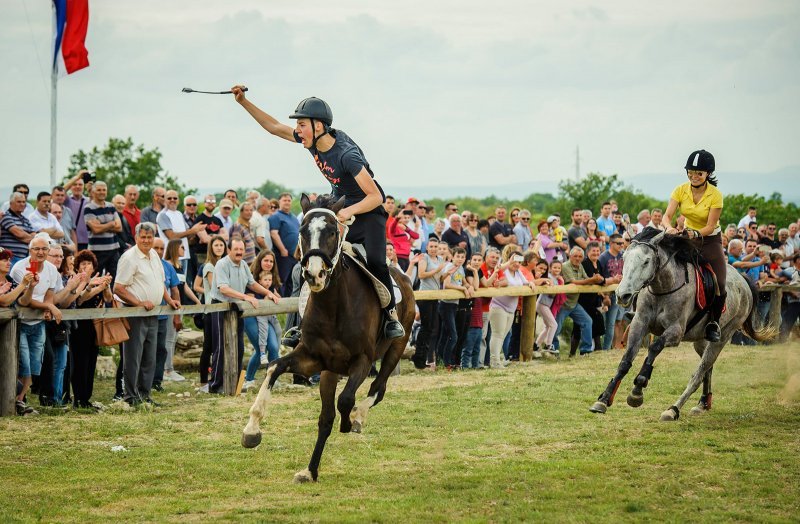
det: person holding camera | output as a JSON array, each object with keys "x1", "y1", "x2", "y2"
[{"x1": 63, "y1": 169, "x2": 96, "y2": 251}]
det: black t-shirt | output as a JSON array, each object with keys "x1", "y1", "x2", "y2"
[
  {"x1": 758, "y1": 237, "x2": 781, "y2": 249},
  {"x1": 196, "y1": 213, "x2": 224, "y2": 234},
  {"x1": 442, "y1": 228, "x2": 471, "y2": 259},
  {"x1": 294, "y1": 129, "x2": 385, "y2": 211},
  {"x1": 579, "y1": 258, "x2": 602, "y2": 310},
  {"x1": 488, "y1": 222, "x2": 513, "y2": 250}
]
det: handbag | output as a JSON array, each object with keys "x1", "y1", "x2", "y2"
[{"x1": 93, "y1": 300, "x2": 131, "y2": 346}]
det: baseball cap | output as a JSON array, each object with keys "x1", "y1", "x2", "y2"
[
  {"x1": 219, "y1": 198, "x2": 234, "y2": 209},
  {"x1": 547, "y1": 215, "x2": 559, "y2": 223},
  {"x1": 406, "y1": 197, "x2": 419, "y2": 204}
]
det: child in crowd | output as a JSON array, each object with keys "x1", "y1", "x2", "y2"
[
  {"x1": 535, "y1": 260, "x2": 565, "y2": 357},
  {"x1": 461, "y1": 253, "x2": 484, "y2": 369},
  {"x1": 437, "y1": 247, "x2": 473, "y2": 369},
  {"x1": 768, "y1": 252, "x2": 786, "y2": 282},
  {"x1": 243, "y1": 250, "x2": 282, "y2": 390}
]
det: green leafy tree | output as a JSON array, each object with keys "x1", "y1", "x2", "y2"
[
  {"x1": 547, "y1": 172, "x2": 666, "y2": 220},
  {"x1": 720, "y1": 193, "x2": 799, "y2": 229},
  {"x1": 66, "y1": 137, "x2": 194, "y2": 208}
]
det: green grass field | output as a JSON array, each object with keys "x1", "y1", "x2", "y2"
[{"x1": 1, "y1": 342, "x2": 799, "y2": 523}]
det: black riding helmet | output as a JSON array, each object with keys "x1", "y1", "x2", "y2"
[
  {"x1": 289, "y1": 97, "x2": 333, "y2": 148},
  {"x1": 684, "y1": 149, "x2": 715, "y2": 173}
]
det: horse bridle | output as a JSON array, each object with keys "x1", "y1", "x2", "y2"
[
  {"x1": 298, "y1": 208, "x2": 352, "y2": 283},
  {"x1": 630, "y1": 239, "x2": 688, "y2": 297}
]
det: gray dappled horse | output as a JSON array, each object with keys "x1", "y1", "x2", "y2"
[
  {"x1": 589, "y1": 227, "x2": 776, "y2": 421},
  {"x1": 241, "y1": 194, "x2": 415, "y2": 482}
]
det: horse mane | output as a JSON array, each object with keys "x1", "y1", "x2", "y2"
[
  {"x1": 632, "y1": 226, "x2": 703, "y2": 266},
  {"x1": 312, "y1": 194, "x2": 339, "y2": 211}
]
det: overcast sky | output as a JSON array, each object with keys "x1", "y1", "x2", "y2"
[{"x1": 2, "y1": 0, "x2": 798, "y2": 196}]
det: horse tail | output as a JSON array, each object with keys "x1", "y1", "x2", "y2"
[{"x1": 741, "y1": 276, "x2": 779, "y2": 342}]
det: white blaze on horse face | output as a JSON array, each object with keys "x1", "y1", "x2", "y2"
[
  {"x1": 617, "y1": 246, "x2": 650, "y2": 299},
  {"x1": 306, "y1": 216, "x2": 328, "y2": 290}
]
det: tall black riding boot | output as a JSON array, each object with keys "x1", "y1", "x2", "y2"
[{"x1": 705, "y1": 292, "x2": 727, "y2": 342}]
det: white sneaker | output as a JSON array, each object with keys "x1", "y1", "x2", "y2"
[
  {"x1": 260, "y1": 354, "x2": 268, "y2": 366},
  {"x1": 196, "y1": 383, "x2": 209, "y2": 393},
  {"x1": 242, "y1": 380, "x2": 256, "y2": 391},
  {"x1": 165, "y1": 371, "x2": 186, "y2": 382}
]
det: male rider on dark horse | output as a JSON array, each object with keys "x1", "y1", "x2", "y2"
[
  {"x1": 661, "y1": 149, "x2": 726, "y2": 342},
  {"x1": 230, "y1": 86, "x2": 405, "y2": 342}
]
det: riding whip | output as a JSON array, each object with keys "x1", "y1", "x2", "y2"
[{"x1": 181, "y1": 87, "x2": 248, "y2": 95}]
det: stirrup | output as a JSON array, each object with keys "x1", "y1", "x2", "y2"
[
  {"x1": 384, "y1": 319, "x2": 405, "y2": 339},
  {"x1": 704, "y1": 321, "x2": 721, "y2": 342},
  {"x1": 281, "y1": 326, "x2": 301, "y2": 348}
]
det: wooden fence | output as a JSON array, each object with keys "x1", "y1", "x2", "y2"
[{"x1": 1, "y1": 283, "x2": 797, "y2": 416}]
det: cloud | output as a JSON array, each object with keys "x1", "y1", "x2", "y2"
[{"x1": 0, "y1": 1, "x2": 798, "y2": 195}]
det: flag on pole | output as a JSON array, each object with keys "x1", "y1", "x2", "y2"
[{"x1": 52, "y1": 0, "x2": 90, "y2": 76}]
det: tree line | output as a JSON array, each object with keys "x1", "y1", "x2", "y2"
[{"x1": 65, "y1": 137, "x2": 799, "y2": 227}]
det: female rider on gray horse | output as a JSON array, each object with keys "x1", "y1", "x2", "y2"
[
  {"x1": 660, "y1": 149, "x2": 726, "y2": 342},
  {"x1": 229, "y1": 87, "x2": 405, "y2": 342}
]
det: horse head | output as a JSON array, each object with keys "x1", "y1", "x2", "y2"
[
  {"x1": 298, "y1": 193, "x2": 347, "y2": 293},
  {"x1": 616, "y1": 227, "x2": 666, "y2": 307}
]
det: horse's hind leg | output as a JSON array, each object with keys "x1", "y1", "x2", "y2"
[
  {"x1": 242, "y1": 347, "x2": 322, "y2": 448},
  {"x1": 295, "y1": 371, "x2": 338, "y2": 483},
  {"x1": 337, "y1": 354, "x2": 373, "y2": 433},
  {"x1": 661, "y1": 340, "x2": 725, "y2": 422},
  {"x1": 352, "y1": 339, "x2": 406, "y2": 432},
  {"x1": 690, "y1": 341, "x2": 713, "y2": 415},
  {"x1": 590, "y1": 318, "x2": 648, "y2": 414},
  {"x1": 627, "y1": 325, "x2": 683, "y2": 408}
]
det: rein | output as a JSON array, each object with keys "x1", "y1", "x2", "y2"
[{"x1": 631, "y1": 239, "x2": 689, "y2": 297}]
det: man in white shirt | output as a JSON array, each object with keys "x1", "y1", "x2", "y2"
[
  {"x1": 737, "y1": 206, "x2": 758, "y2": 229},
  {"x1": 632, "y1": 209, "x2": 651, "y2": 235},
  {"x1": 1, "y1": 183, "x2": 35, "y2": 218},
  {"x1": 157, "y1": 190, "x2": 205, "y2": 272},
  {"x1": 11, "y1": 234, "x2": 62, "y2": 414},
  {"x1": 28, "y1": 192, "x2": 64, "y2": 240},
  {"x1": 114, "y1": 222, "x2": 180, "y2": 406}
]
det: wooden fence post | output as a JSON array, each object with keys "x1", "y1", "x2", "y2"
[
  {"x1": 768, "y1": 287, "x2": 783, "y2": 332},
  {"x1": 520, "y1": 296, "x2": 537, "y2": 362},
  {"x1": 223, "y1": 306, "x2": 240, "y2": 396},
  {"x1": 0, "y1": 319, "x2": 18, "y2": 417}
]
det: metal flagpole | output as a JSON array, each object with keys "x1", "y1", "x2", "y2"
[{"x1": 50, "y1": 1, "x2": 57, "y2": 188}]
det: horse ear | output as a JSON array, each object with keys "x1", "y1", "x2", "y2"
[
  {"x1": 300, "y1": 193, "x2": 313, "y2": 215},
  {"x1": 652, "y1": 229, "x2": 667, "y2": 244},
  {"x1": 331, "y1": 196, "x2": 347, "y2": 214}
]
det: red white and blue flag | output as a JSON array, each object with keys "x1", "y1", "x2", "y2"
[{"x1": 52, "y1": 0, "x2": 90, "y2": 77}]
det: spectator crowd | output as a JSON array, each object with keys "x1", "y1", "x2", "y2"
[{"x1": 2, "y1": 175, "x2": 799, "y2": 416}]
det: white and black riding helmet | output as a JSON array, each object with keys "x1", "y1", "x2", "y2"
[
  {"x1": 290, "y1": 97, "x2": 333, "y2": 147},
  {"x1": 684, "y1": 149, "x2": 717, "y2": 186}
]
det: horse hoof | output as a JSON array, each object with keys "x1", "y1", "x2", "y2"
[
  {"x1": 689, "y1": 405, "x2": 708, "y2": 416},
  {"x1": 351, "y1": 420, "x2": 362, "y2": 433},
  {"x1": 589, "y1": 401, "x2": 607, "y2": 414},
  {"x1": 293, "y1": 469, "x2": 315, "y2": 484},
  {"x1": 660, "y1": 409, "x2": 677, "y2": 422},
  {"x1": 627, "y1": 394, "x2": 644, "y2": 408},
  {"x1": 241, "y1": 432, "x2": 262, "y2": 448}
]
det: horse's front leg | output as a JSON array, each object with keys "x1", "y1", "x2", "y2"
[
  {"x1": 627, "y1": 324, "x2": 683, "y2": 408},
  {"x1": 590, "y1": 317, "x2": 648, "y2": 414},
  {"x1": 294, "y1": 371, "x2": 338, "y2": 483},
  {"x1": 338, "y1": 354, "x2": 373, "y2": 433},
  {"x1": 241, "y1": 347, "x2": 320, "y2": 448}
]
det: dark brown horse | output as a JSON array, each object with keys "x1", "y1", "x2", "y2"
[{"x1": 241, "y1": 194, "x2": 415, "y2": 482}]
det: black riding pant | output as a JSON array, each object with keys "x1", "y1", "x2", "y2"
[
  {"x1": 692, "y1": 233, "x2": 727, "y2": 319},
  {"x1": 346, "y1": 208, "x2": 396, "y2": 312}
]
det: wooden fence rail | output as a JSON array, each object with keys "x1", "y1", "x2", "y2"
[{"x1": 1, "y1": 283, "x2": 797, "y2": 416}]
